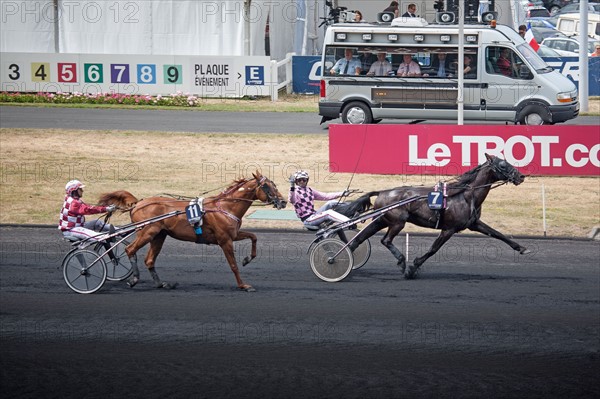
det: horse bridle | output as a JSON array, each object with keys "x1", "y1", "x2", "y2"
[
  {"x1": 488, "y1": 158, "x2": 520, "y2": 184},
  {"x1": 255, "y1": 176, "x2": 284, "y2": 208}
]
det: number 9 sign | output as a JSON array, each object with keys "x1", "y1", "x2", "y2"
[{"x1": 164, "y1": 65, "x2": 182, "y2": 84}]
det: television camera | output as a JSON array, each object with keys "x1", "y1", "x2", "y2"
[{"x1": 319, "y1": 1, "x2": 357, "y2": 27}]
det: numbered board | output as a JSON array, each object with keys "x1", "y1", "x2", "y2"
[{"x1": 1, "y1": 53, "x2": 271, "y2": 97}]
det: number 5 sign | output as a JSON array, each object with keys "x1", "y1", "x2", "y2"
[{"x1": 58, "y1": 63, "x2": 78, "y2": 83}]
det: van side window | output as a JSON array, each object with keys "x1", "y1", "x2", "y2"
[{"x1": 487, "y1": 46, "x2": 523, "y2": 78}]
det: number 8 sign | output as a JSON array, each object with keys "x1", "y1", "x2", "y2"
[{"x1": 137, "y1": 64, "x2": 156, "y2": 84}]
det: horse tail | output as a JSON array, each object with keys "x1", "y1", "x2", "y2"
[
  {"x1": 98, "y1": 190, "x2": 139, "y2": 211},
  {"x1": 337, "y1": 191, "x2": 380, "y2": 217}
]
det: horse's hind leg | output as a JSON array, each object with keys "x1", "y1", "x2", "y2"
[
  {"x1": 468, "y1": 220, "x2": 530, "y2": 254},
  {"x1": 234, "y1": 230, "x2": 257, "y2": 266},
  {"x1": 145, "y1": 231, "x2": 177, "y2": 289},
  {"x1": 380, "y1": 222, "x2": 407, "y2": 273},
  {"x1": 124, "y1": 226, "x2": 160, "y2": 288},
  {"x1": 406, "y1": 229, "x2": 456, "y2": 279}
]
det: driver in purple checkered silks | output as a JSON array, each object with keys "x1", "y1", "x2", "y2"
[{"x1": 288, "y1": 170, "x2": 350, "y2": 228}]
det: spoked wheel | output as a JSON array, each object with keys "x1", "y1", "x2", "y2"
[
  {"x1": 95, "y1": 240, "x2": 135, "y2": 281},
  {"x1": 62, "y1": 249, "x2": 107, "y2": 294},
  {"x1": 337, "y1": 229, "x2": 372, "y2": 270},
  {"x1": 309, "y1": 238, "x2": 354, "y2": 282}
]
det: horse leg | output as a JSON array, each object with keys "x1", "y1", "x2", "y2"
[
  {"x1": 124, "y1": 226, "x2": 160, "y2": 288},
  {"x1": 380, "y1": 222, "x2": 407, "y2": 273},
  {"x1": 234, "y1": 230, "x2": 257, "y2": 266},
  {"x1": 468, "y1": 220, "x2": 530, "y2": 254},
  {"x1": 144, "y1": 231, "x2": 177, "y2": 289},
  {"x1": 406, "y1": 229, "x2": 456, "y2": 279},
  {"x1": 219, "y1": 239, "x2": 255, "y2": 292}
]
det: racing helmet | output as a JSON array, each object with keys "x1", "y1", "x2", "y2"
[
  {"x1": 65, "y1": 180, "x2": 85, "y2": 195},
  {"x1": 294, "y1": 170, "x2": 309, "y2": 182}
]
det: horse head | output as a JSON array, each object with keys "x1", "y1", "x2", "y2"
[
  {"x1": 252, "y1": 171, "x2": 287, "y2": 210},
  {"x1": 485, "y1": 154, "x2": 525, "y2": 185}
]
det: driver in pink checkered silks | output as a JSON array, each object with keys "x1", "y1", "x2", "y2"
[{"x1": 288, "y1": 170, "x2": 350, "y2": 228}]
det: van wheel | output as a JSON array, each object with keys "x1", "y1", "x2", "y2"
[
  {"x1": 518, "y1": 105, "x2": 549, "y2": 125},
  {"x1": 341, "y1": 102, "x2": 373, "y2": 124}
]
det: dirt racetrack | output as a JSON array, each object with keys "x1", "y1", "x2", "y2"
[{"x1": 1, "y1": 226, "x2": 598, "y2": 398}]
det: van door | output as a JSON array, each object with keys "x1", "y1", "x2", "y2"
[{"x1": 482, "y1": 46, "x2": 537, "y2": 122}]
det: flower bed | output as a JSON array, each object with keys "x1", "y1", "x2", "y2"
[{"x1": 0, "y1": 91, "x2": 203, "y2": 107}]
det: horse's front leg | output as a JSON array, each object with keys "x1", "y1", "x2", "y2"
[
  {"x1": 234, "y1": 230, "x2": 258, "y2": 266},
  {"x1": 468, "y1": 220, "x2": 530, "y2": 254},
  {"x1": 406, "y1": 229, "x2": 456, "y2": 279},
  {"x1": 219, "y1": 239, "x2": 255, "y2": 292}
]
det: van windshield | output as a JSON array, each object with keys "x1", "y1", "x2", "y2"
[{"x1": 516, "y1": 43, "x2": 552, "y2": 73}]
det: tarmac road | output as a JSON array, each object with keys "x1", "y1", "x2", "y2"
[
  {"x1": 1, "y1": 106, "x2": 598, "y2": 134},
  {"x1": 1, "y1": 226, "x2": 598, "y2": 398}
]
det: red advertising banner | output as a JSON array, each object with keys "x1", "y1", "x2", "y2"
[{"x1": 329, "y1": 125, "x2": 600, "y2": 176}]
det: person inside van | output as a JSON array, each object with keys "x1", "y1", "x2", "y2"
[
  {"x1": 464, "y1": 54, "x2": 476, "y2": 78},
  {"x1": 358, "y1": 52, "x2": 378, "y2": 73},
  {"x1": 330, "y1": 48, "x2": 361, "y2": 75},
  {"x1": 397, "y1": 54, "x2": 421, "y2": 77},
  {"x1": 592, "y1": 44, "x2": 600, "y2": 57},
  {"x1": 496, "y1": 48, "x2": 513, "y2": 77},
  {"x1": 431, "y1": 52, "x2": 453, "y2": 77},
  {"x1": 367, "y1": 53, "x2": 393, "y2": 76}
]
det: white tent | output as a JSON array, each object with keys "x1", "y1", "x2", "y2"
[{"x1": 0, "y1": 0, "x2": 297, "y2": 58}]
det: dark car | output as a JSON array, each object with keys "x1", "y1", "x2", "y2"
[
  {"x1": 542, "y1": 0, "x2": 571, "y2": 15},
  {"x1": 526, "y1": 6, "x2": 551, "y2": 17},
  {"x1": 530, "y1": 26, "x2": 567, "y2": 43},
  {"x1": 546, "y1": 2, "x2": 600, "y2": 27}
]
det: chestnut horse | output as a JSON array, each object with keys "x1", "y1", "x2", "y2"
[
  {"x1": 99, "y1": 172, "x2": 286, "y2": 291},
  {"x1": 340, "y1": 154, "x2": 530, "y2": 279}
]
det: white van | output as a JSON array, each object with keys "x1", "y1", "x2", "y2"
[
  {"x1": 556, "y1": 13, "x2": 600, "y2": 41},
  {"x1": 318, "y1": 19, "x2": 579, "y2": 125}
]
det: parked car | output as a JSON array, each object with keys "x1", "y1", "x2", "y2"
[
  {"x1": 520, "y1": 0, "x2": 545, "y2": 10},
  {"x1": 531, "y1": 26, "x2": 567, "y2": 43},
  {"x1": 526, "y1": 17, "x2": 558, "y2": 29},
  {"x1": 542, "y1": 0, "x2": 571, "y2": 15},
  {"x1": 546, "y1": 2, "x2": 600, "y2": 26},
  {"x1": 541, "y1": 35, "x2": 597, "y2": 56},
  {"x1": 537, "y1": 44, "x2": 563, "y2": 57},
  {"x1": 526, "y1": 6, "x2": 551, "y2": 17}
]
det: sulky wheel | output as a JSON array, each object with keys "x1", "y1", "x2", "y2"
[
  {"x1": 309, "y1": 238, "x2": 354, "y2": 282},
  {"x1": 62, "y1": 249, "x2": 107, "y2": 294},
  {"x1": 337, "y1": 229, "x2": 372, "y2": 270},
  {"x1": 95, "y1": 240, "x2": 135, "y2": 281}
]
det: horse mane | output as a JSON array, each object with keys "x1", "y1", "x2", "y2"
[
  {"x1": 216, "y1": 178, "x2": 251, "y2": 198},
  {"x1": 445, "y1": 163, "x2": 486, "y2": 194}
]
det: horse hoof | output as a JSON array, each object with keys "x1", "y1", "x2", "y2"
[
  {"x1": 239, "y1": 285, "x2": 256, "y2": 292},
  {"x1": 242, "y1": 257, "x2": 251, "y2": 266},
  {"x1": 404, "y1": 266, "x2": 418, "y2": 280},
  {"x1": 127, "y1": 277, "x2": 139, "y2": 288},
  {"x1": 397, "y1": 260, "x2": 406, "y2": 274},
  {"x1": 156, "y1": 282, "x2": 178, "y2": 289},
  {"x1": 520, "y1": 248, "x2": 531, "y2": 255}
]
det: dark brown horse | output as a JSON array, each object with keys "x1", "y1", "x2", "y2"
[
  {"x1": 341, "y1": 154, "x2": 530, "y2": 279},
  {"x1": 99, "y1": 172, "x2": 286, "y2": 291}
]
